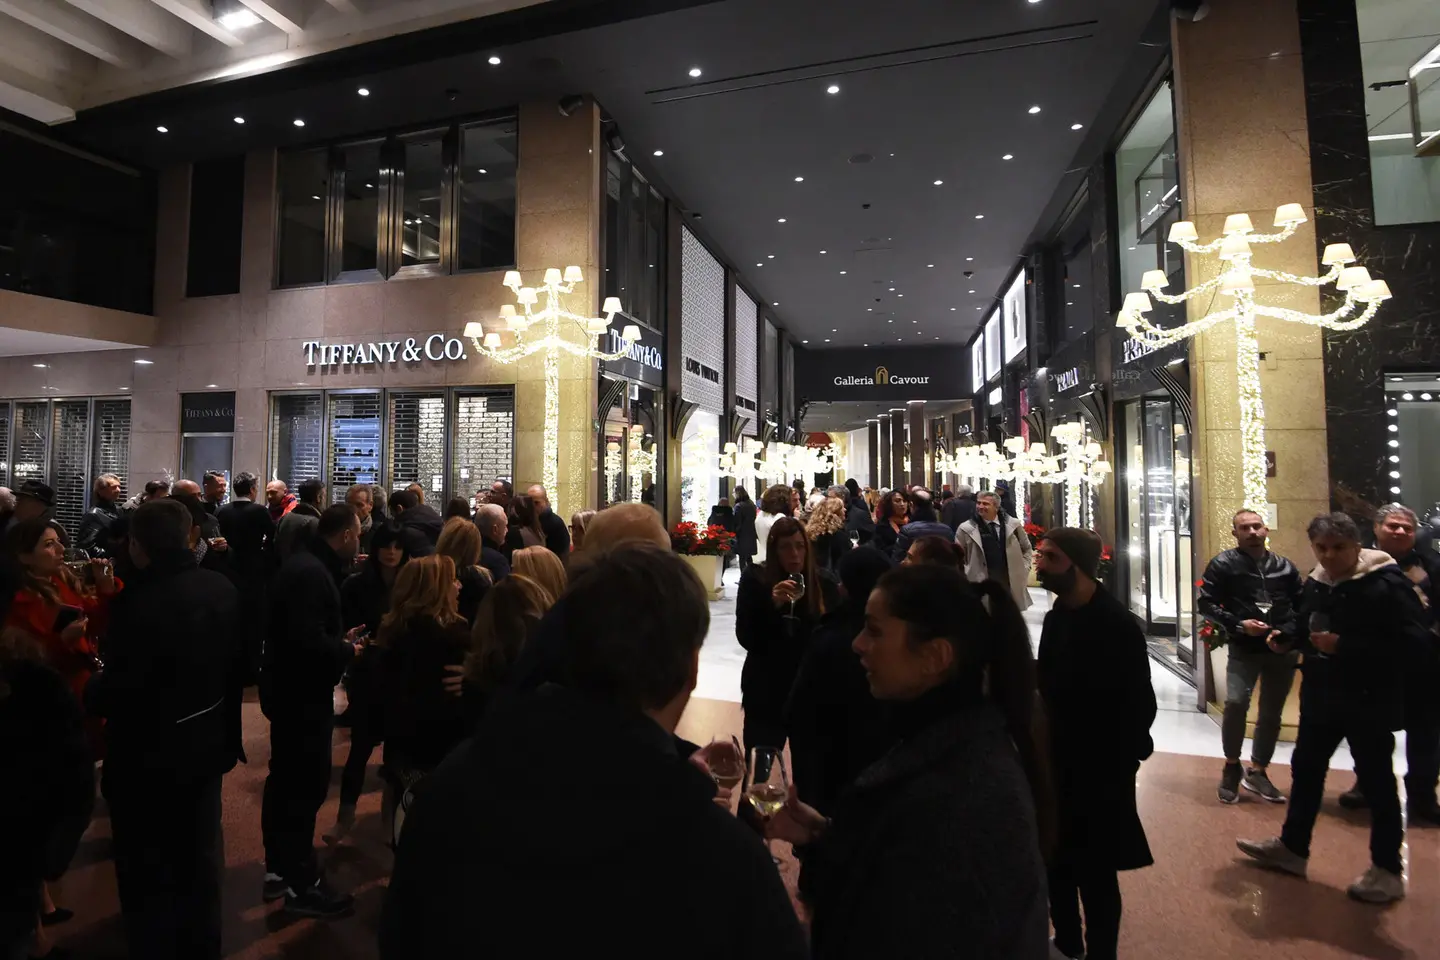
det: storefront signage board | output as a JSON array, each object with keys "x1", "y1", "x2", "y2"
[
  {"x1": 794, "y1": 346, "x2": 968, "y2": 402},
  {"x1": 181, "y1": 391, "x2": 236, "y2": 433},
  {"x1": 599, "y1": 326, "x2": 664, "y2": 387},
  {"x1": 303, "y1": 334, "x2": 468, "y2": 368}
]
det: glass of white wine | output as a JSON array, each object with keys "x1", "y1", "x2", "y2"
[
  {"x1": 705, "y1": 735, "x2": 746, "y2": 794},
  {"x1": 782, "y1": 573, "x2": 806, "y2": 628},
  {"x1": 745, "y1": 745, "x2": 789, "y2": 818}
]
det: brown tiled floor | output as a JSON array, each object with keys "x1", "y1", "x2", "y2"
[{"x1": 46, "y1": 696, "x2": 1440, "y2": 959}]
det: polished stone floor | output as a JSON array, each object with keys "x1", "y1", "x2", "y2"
[{"x1": 41, "y1": 570, "x2": 1440, "y2": 958}]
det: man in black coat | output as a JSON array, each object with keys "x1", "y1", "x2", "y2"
[
  {"x1": 217, "y1": 472, "x2": 274, "y2": 684},
  {"x1": 525, "y1": 483, "x2": 572, "y2": 557},
  {"x1": 388, "y1": 488, "x2": 441, "y2": 555},
  {"x1": 380, "y1": 544, "x2": 806, "y2": 959},
  {"x1": 472, "y1": 503, "x2": 512, "y2": 581},
  {"x1": 1238, "y1": 513, "x2": 1424, "y2": 905},
  {"x1": 941, "y1": 484, "x2": 977, "y2": 532},
  {"x1": 1035, "y1": 528, "x2": 1156, "y2": 960},
  {"x1": 85, "y1": 498, "x2": 242, "y2": 960},
  {"x1": 733, "y1": 487, "x2": 758, "y2": 570},
  {"x1": 1197, "y1": 509, "x2": 1303, "y2": 804},
  {"x1": 261, "y1": 504, "x2": 364, "y2": 918},
  {"x1": 75, "y1": 473, "x2": 124, "y2": 557}
]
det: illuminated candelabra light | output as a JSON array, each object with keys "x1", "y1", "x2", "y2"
[
  {"x1": 1117, "y1": 204, "x2": 1389, "y2": 515},
  {"x1": 465, "y1": 266, "x2": 639, "y2": 509},
  {"x1": 627, "y1": 425, "x2": 656, "y2": 503}
]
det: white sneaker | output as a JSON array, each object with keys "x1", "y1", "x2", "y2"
[
  {"x1": 1347, "y1": 865, "x2": 1405, "y2": 904},
  {"x1": 1236, "y1": 836, "x2": 1308, "y2": 877}
]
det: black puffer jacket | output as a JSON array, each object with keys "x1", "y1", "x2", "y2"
[
  {"x1": 1296, "y1": 549, "x2": 1429, "y2": 730},
  {"x1": 1197, "y1": 548, "x2": 1304, "y2": 655},
  {"x1": 264, "y1": 539, "x2": 354, "y2": 713}
]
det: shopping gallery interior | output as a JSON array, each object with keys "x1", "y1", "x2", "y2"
[{"x1": 1, "y1": 0, "x2": 1438, "y2": 956}]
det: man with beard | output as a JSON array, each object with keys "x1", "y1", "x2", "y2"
[
  {"x1": 1198, "y1": 509, "x2": 1304, "y2": 805},
  {"x1": 1034, "y1": 528, "x2": 1156, "y2": 960}
]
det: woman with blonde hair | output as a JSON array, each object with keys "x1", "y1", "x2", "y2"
[
  {"x1": 805, "y1": 495, "x2": 852, "y2": 574},
  {"x1": 569, "y1": 510, "x2": 596, "y2": 551},
  {"x1": 378, "y1": 555, "x2": 471, "y2": 780},
  {"x1": 512, "y1": 546, "x2": 567, "y2": 602},
  {"x1": 436, "y1": 517, "x2": 491, "y2": 623}
]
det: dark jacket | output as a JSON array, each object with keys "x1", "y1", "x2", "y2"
[
  {"x1": 457, "y1": 565, "x2": 490, "y2": 624},
  {"x1": 707, "y1": 504, "x2": 736, "y2": 533},
  {"x1": 341, "y1": 562, "x2": 395, "y2": 633},
  {"x1": 273, "y1": 501, "x2": 322, "y2": 563},
  {"x1": 264, "y1": 539, "x2": 354, "y2": 713},
  {"x1": 941, "y1": 494, "x2": 976, "y2": 532},
  {"x1": 380, "y1": 686, "x2": 807, "y2": 960},
  {"x1": 1295, "y1": 550, "x2": 1428, "y2": 731},
  {"x1": 538, "y1": 508, "x2": 571, "y2": 558},
  {"x1": 75, "y1": 499, "x2": 123, "y2": 557},
  {"x1": 733, "y1": 499, "x2": 758, "y2": 558},
  {"x1": 873, "y1": 518, "x2": 904, "y2": 557},
  {"x1": 804, "y1": 687, "x2": 1049, "y2": 959},
  {"x1": 480, "y1": 543, "x2": 510, "y2": 582},
  {"x1": 380, "y1": 616, "x2": 471, "y2": 772},
  {"x1": 892, "y1": 519, "x2": 955, "y2": 563},
  {"x1": 1391, "y1": 547, "x2": 1440, "y2": 674},
  {"x1": 1197, "y1": 547, "x2": 1304, "y2": 655},
  {"x1": 844, "y1": 501, "x2": 875, "y2": 543},
  {"x1": 216, "y1": 498, "x2": 274, "y2": 580},
  {"x1": 811, "y1": 529, "x2": 853, "y2": 575},
  {"x1": 735, "y1": 566, "x2": 836, "y2": 730},
  {"x1": 784, "y1": 603, "x2": 891, "y2": 817},
  {"x1": 86, "y1": 550, "x2": 243, "y2": 786},
  {"x1": 398, "y1": 504, "x2": 445, "y2": 554},
  {"x1": 1038, "y1": 586, "x2": 1156, "y2": 871}
]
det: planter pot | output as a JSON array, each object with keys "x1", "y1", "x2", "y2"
[{"x1": 682, "y1": 553, "x2": 725, "y2": 600}]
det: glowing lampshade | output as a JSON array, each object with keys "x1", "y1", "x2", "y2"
[
  {"x1": 517, "y1": 287, "x2": 538, "y2": 305},
  {"x1": 621, "y1": 324, "x2": 641, "y2": 342},
  {"x1": 462, "y1": 321, "x2": 484, "y2": 339},
  {"x1": 1274, "y1": 203, "x2": 1308, "y2": 226},
  {"x1": 1354, "y1": 279, "x2": 1392, "y2": 302},
  {"x1": 1085, "y1": 442, "x2": 1102, "y2": 457},
  {"x1": 564, "y1": 265, "x2": 583, "y2": 283},
  {"x1": 483, "y1": 332, "x2": 502, "y2": 348},
  {"x1": 506, "y1": 314, "x2": 529, "y2": 332},
  {"x1": 1122, "y1": 291, "x2": 1153, "y2": 314},
  {"x1": 1029, "y1": 443, "x2": 1047, "y2": 454},
  {"x1": 1336, "y1": 266, "x2": 1372, "y2": 291},
  {"x1": 1220, "y1": 271, "x2": 1255, "y2": 295},
  {"x1": 502, "y1": 270, "x2": 522, "y2": 289},
  {"x1": 602, "y1": 297, "x2": 623, "y2": 315},
  {"x1": 499, "y1": 304, "x2": 517, "y2": 319},
  {"x1": 1141, "y1": 269, "x2": 1169, "y2": 290},
  {"x1": 543, "y1": 268, "x2": 562, "y2": 285},
  {"x1": 585, "y1": 317, "x2": 610, "y2": 334},
  {"x1": 1167, "y1": 220, "x2": 1198, "y2": 243},
  {"x1": 1321, "y1": 243, "x2": 1356, "y2": 265},
  {"x1": 1222, "y1": 213, "x2": 1254, "y2": 235}
]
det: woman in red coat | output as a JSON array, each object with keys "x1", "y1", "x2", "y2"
[{"x1": 3, "y1": 517, "x2": 119, "y2": 757}]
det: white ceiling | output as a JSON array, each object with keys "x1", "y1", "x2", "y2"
[
  {"x1": 1358, "y1": 0, "x2": 1440, "y2": 138},
  {"x1": 0, "y1": 0, "x2": 548, "y2": 124},
  {"x1": 0, "y1": 327, "x2": 141, "y2": 357}
]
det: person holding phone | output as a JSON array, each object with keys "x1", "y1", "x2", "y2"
[{"x1": 1238, "y1": 513, "x2": 1427, "y2": 905}]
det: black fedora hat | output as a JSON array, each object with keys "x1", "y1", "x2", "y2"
[{"x1": 16, "y1": 479, "x2": 56, "y2": 507}]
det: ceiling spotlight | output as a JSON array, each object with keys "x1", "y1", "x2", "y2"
[
  {"x1": 1071, "y1": 123, "x2": 1084, "y2": 130},
  {"x1": 950, "y1": 307, "x2": 957, "y2": 311},
  {"x1": 867, "y1": 308, "x2": 872, "y2": 311},
  {"x1": 897, "y1": 293, "x2": 904, "y2": 297},
  {"x1": 689, "y1": 66, "x2": 702, "y2": 77},
  {"x1": 653, "y1": 149, "x2": 664, "y2": 156},
  {"x1": 966, "y1": 257, "x2": 974, "y2": 261},
  {"x1": 311, "y1": 195, "x2": 320, "y2": 200},
  {"x1": 1002, "y1": 154, "x2": 1014, "y2": 160},
  {"x1": 357, "y1": 87, "x2": 370, "y2": 96},
  {"x1": 794, "y1": 176, "x2": 804, "y2": 182},
  {"x1": 293, "y1": 119, "x2": 305, "y2": 127},
  {"x1": 969, "y1": 289, "x2": 975, "y2": 293},
  {"x1": 476, "y1": 169, "x2": 486, "y2": 175},
  {"x1": 975, "y1": 214, "x2": 985, "y2": 219},
  {"x1": 933, "y1": 180, "x2": 944, "y2": 186},
  {"x1": 839, "y1": 270, "x2": 847, "y2": 275},
  {"x1": 803, "y1": 339, "x2": 809, "y2": 343},
  {"x1": 825, "y1": 338, "x2": 831, "y2": 342},
  {"x1": 233, "y1": 116, "x2": 245, "y2": 124},
  {"x1": 773, "y1": 302, "x2": 779, "y2": 306},
  {"x1": 156, "y1": 125, "x2": 168, "y2": 133},
  {"x1": 767, "y1": 254, "x2": 775, "y2": 258},
  {"x1": 488, "y1": 55, "x2": 502, "y2": 65},
  {"x1": 366, "y1": 182, "x2": 374, "y2": 187},
  {"x1": 778, "y1": 218, "x2": 787, "y2": 223},
  {"x1": 32, "y1": 363, "x2": 47, "y2": 368},
  {"x1": 889, "y1": 287, "x2": 896, "y2": 291},
  {"x1": 756, "y1": 263, "x2": 763, "y2": 267},
  {"x1": 928, "y1": 264, "x2": 934, "y2": 268},
  {"x1": 820, "y1": 250, "x2": 827, "y2": 254},
  {"x1": 1028, "y1": 105, "x2": 1041, "y2": 114},
  {"x1": 214, "y1": 0, "x2": 261, "y2": 30},
  {"x1": 826, "y1": 84, "x2": 840, "y2": 94},
  {"x1": 134, "y1": 358, "x2": 153, "y2": 365}
]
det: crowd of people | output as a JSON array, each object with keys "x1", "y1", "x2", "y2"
[{"x1": 0, "y1": 466, "x2": 1434, "y2": 959}]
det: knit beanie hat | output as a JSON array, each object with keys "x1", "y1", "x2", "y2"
[{"x1": 1042, "y1": 527, "x2": 1103, "y2": 579}]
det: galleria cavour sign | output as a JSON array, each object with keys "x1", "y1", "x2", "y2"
[
  {"x1": 794, "y1": 346, "x2": 966, "y2": 401},
  {"x1": 833, "y1": 365, "x2": 932, "y2": 387},
  {"x1": 303, "y1": 334, "x2": 467, "y2": 368}
]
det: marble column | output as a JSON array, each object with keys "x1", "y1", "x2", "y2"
[
  {"x1": 889, "y1": 409, "x2": 906, "y2": 491},
  {"x1": 907, "y1": 401, "x2": 926, "y2": 487},
  {"x1": 877, "y1": 414, "x2": 891, "y2": 489},
  {"x1": 867, "y1": 419, "x2": 880, "y2": 488}
]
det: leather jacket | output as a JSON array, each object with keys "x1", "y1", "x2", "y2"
[{"x1": 1197, "y1": 548, "x2": 1303, "y2": 655}]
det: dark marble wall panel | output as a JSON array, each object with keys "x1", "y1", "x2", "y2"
[{"x1": 1300, "y1": 0, "x2": 1440, "y2": 512}]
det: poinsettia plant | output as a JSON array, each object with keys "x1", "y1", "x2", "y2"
[
  {"x1": 1095, "y1": 544, "x2": 1114, "y2": 583},
  {"x1": 671, "y1": 521, "x2": 736, "y2": 556},
  {"x1": 1023, "y1": 522, "x2": 1046, "y2": 547}
]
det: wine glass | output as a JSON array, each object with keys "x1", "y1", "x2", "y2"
[
  {"x1": 705, "y1": 735, "x2": 746, "y2": 794},
  {"x1": 745, "y1": 746, "x2": 789, "y2": 819},
  {"x1": 783, "y1": 573, "x2": 806, "y2": 624},
  {"x1": 1308, "y1": 610, "x2": 1331, "y2": 658},
  {"x1": 63, "y1": 546, "x2": 91, "y2": 584},
  {"x1": 1253, "y1": 592, "x2": 1273, "y2": 622}
]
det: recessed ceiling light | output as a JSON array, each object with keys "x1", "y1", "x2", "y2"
[
  {"x1": 889, "y1": 287, "x2": 896, "y2": 291},
  {"x1": 888, "y1": 319, "x2": 893, "y2": 323},
  {"x1": 897, "y1": 293, "x2": 904, "y2": 297},
  {"x1": 756, "y1": 262, "x2": 763, "y2": 266},
  {"x1": 293, "y1": 118, "x2": 305, "y2": 127},
  {"x1": 968, "y1": 289, "x2": 975, "y2": 293},
  {"x1": 357, "y1": 87, "x2": 370, "y2": 96},
  {"x1": 119, "y1": 386, "x2": 129, "y2": 390},
  {"x1": 233, "y1": 116, "x2": 245, "y2": 124},
  {"x1": 477, "y1": 169, "x2": 486, "y2": 174},
  {"x1": 867, "y1": 308, "x2": 873, "y2": 311},
  {"x1": 826, "y1": 84, "x2": 840, "y2": 94},
  {"x1": 1128, "y1": 246, "x2": 1136, "y2": 250},
  {"x1": 864, "y1": 343, "x2": 869, "y2": 347},
  {"x1": 489, "y1": 55, "x2": 502, "y2": 65},
  {"x1": 32, "y1": 363, "x2": 47, "y2": 368},
  {"x1": 975, "y1": 214, "x2": 985, "y2": 219},
  {"x1": 777, "y1": 218, "x2": 786, "y2": 223},
  {"x1": 966, "y1": 257, "x2": 974, "y2": 261},
  {"x1": 311, "y1": 195, "x2": 320, "y2": 200},
  {"x1": 794, "y1": 176, "x2": 804, "y2": 182},
  {"x1": 832, "y1": 328, "x2": 837, "y2": 332},
  {"x1": 767, "y1": 254, "x2": 775, "y2": 259},
  {"x1": 206, "y1": 384, "x2": 218, "y2": 388},
  {"x1": 802, "y1": 339, "x2": 809, "y2": 343},
  {"x1": 1002, "y1": 154, "x2": 1014, "y2": 160},
  {"x1": 1073, "y1": 283, "x2": 1081, "y2": 288},
  {"x1": 933, "y1": 180, "x2": 944, "y2": 186},
  {"x1": 820, "y1": 250, "x2": 827, "y2": 254},
  {"x1": 1028, "y1": 105, "x2": 1041, "y2": 114},
  {"x1": 134, "y1": 358, "x2": 153, "y2": 365},
  {"x1": 217, "y1": 9, "x2": 261, "y2": 29},
  {"x1": 1071, "y1": 123, "x2": 1083, "y2": 130},
  {"x1": 840, "y1": 270, "x2": 847, "y2": 275},
  {"x1": 927, "y1": 264, "x2": 934, "y2": 268},
  {"x1": 950, "y1": 307, "x2": 956, "y2": 311},
  {"x1": 689, "y1": 66, "x2": 702, "y2": 77},
  {"x1": 156, "y1": 125, "x2": 168, "y2": 133},
  {"x1": 653, "y1": 149, "x2": 664, "y2": 156},
  {"x1": 825, "y1": 338, "x2": 831, "y2": 342},
  {"x1": 773, "y1": 302, "x2": 779, "y2": 306},
  {"x1": 977, "y1": 306, "x2": 983, "y2": 310},
  {"x1": 935, "y1": 336, "x2": 940, "y2": 340}
]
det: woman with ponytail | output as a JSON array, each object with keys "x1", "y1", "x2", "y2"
[{"x1": 767, "y1": 564, "x2": 1052, "y2": 959}]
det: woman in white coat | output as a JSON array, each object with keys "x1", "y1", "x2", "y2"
[{"x1": 956, "y1": 491, "x2": 1033, "y2": 611}]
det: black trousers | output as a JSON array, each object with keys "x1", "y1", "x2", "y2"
[
  {"x1": 107, "y1": 773, "x2": 224, "y2": 960},
  {"x1": 1403, "y1": 694, "x2": 1440, "y2": 809},
  {"x1": 1048, "y1": 862, "x2": 1121, "y2": 960},
  {"x1": 339, "y1": 717, "x2": 382, "y2": 810},
  {"x1": 262, "y1": 710, "x2": 335, "y2": 888},
  {"x1": 1281, "y1": 715, "x2": 1403, "y2": 874}
]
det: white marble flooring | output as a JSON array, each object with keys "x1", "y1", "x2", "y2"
[{"x1": 698, "y1": 572, "x2": 1385, "y2": 773}]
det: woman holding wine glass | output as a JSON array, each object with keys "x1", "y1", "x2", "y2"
[
  {"x1": 765, "y1": 564, "x2": 1052, "y2": 958},
  {"x1": 735, "y1": 516, "x2": 835, "y2": 752},
  {"x1": 872, "y1": 488, "x2": 910, "y2": 557}
]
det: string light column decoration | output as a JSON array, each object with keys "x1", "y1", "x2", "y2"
[
  {"x1": 1117, "y1": 203, "x2": 1391, "y2": 515},
  {"x1": 626, "y1": 425, "x2": 657, "y2": 503},
  {"x1": 464, "y1": 267, "x2": 639, "y2": 499}
]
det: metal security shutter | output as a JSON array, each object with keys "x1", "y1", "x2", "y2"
[
  {"x1": 680, "y1": 227, "x2": 725, "y2": 413},
  {"x1": 388, "y1": 391, "x2": 447, "y2": 503},
  {"x1": 735, "y1": 287, "x2": 758, "y2": 436},
  {"x1": 270, "y1": 393, "x2": 324, "y2": 489},
  {"x1": 49, "y1": 401, "x2": 90, "y2": 535},
  {"x1": 761, "y1": 320, "x2": 778, "y2": 424},
  {"x1": 92, "y1": 399, "x2": 131, "y2": 500},
  {"x1": 327, "y1": 392, "x2": 382, "y2": 504},
  {"x1": 452, "y1": 389, "x2": 514, "y2": 502},
  {"x1": 12, "y1": 401, "x2": 49, "y2": 484},
  {"x1": 0, "y1": 403, "x2": 9, "y2": 488}
]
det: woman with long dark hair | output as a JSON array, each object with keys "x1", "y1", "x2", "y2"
[
  {"x1": 768, "y1": 564, "x2": 1053, "y2": 958},
  {"x1": 735, "y1": 516, "x2": 835, "y2": 750},
  {"x1": 512, "y1": 494, "x2": 545, "y2": 549},
  {"x1": 873, "y1": 488, "x2": 910, "y2": 557},
  {"x1": 332, "y1": 520, "x2": 412, "y2": 839}
]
